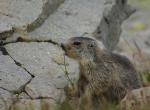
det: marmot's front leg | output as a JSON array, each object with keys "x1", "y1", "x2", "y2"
[
  {"x1": 79, "y1": 84, "x2": 93, "y2": 110},
  {"x1": 77, "y1": 74, "x2": 89, "y2": 97},
  {"x1": 64, "y1": 74, "x2": 88, "y2": 99}
]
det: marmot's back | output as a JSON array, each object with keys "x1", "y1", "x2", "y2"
[{"x1": 109, "y1": 52, "x2": 142, "y2": 89}]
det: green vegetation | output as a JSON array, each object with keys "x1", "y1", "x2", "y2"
[
  {"x1": 128, "y1": 22, "x2": 146, "y2": 32},
  {"x1": 141, "y1": 72, "x2": 150, "y2": 85},
  {"x1": 129, "y1": 0, "x2": 150, "y2": 9}
]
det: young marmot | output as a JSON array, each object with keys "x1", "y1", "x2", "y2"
[{"x1": 61, "y1": 37, "x2": 142, "y2": 103}]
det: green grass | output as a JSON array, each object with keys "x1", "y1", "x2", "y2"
[{"x1": 141, "y1": 72, "x2": 150, "y2": 86}]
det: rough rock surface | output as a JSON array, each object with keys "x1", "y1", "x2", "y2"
[
  {"x1": 0, "y1": 89, "x2": 13, "y2": 110},
  {"x1": 5, "y1": 42, "x2": 78, "y2": 77},
  {"x1": 25, "y1": 75, "x2": 65, "y2": 101},
  {"x1": 0, "y1": 55, "x2": 31, "y2": 91},
  {"x1": 29, "y1": 0, "x2": 105, "y2": 44},
  {"x1": 0, "y1": 0, "x2": 64, "y2": 39}
]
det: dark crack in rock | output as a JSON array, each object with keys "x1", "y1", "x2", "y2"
[
  {"x1": 0, "y1": 55, "x2": 31, "y2": 91},
  {"x1": 5, "y1": 42, "x2": 78, "y2": 77}
]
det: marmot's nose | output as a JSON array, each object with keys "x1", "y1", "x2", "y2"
[{"x1": 61, "y1": 43, "x2": 66, "y2": 51}]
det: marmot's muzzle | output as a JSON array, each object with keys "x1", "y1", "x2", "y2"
[{"x1": 61, "y1": 43, "x2": 66, "y2": 51}]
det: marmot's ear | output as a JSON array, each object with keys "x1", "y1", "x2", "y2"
[{"x1": 88, "y1": 41, "x2": 96, "y2": 48}]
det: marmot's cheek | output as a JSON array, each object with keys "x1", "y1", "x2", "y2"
[
  {"x1": 65, "y1": 49, "x2": 73, "y2": 58},
  {"x1": 66, "y1": 50, "x2": 78, "y2": 59}
]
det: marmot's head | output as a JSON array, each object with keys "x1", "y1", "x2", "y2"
[{"x1": 61, "y1": 37, "x2": 98, "y2": 61}]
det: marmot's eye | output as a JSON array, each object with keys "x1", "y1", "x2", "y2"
[
  {"x1": 88, "y1": 42, "x2": 96, "y2": 48},
  {"x1": 89, "y1": 44, "x2": 94, "y2": 47},
  {"x1": 73, "y1": 41, "x2": 81, "y2": 46}
]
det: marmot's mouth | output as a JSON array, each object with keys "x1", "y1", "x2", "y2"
[
  {"x1": 61, "y1": 43, "x2": 68, "y2": 56},
  {"x1": 61, "y1": 43, "x2": 66, "y2": 51}
]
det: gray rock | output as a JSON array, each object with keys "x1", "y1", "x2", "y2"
[
  {"x1": 29, "y1": 0, "x2": 105, "y2": 44},
  {"x1": 25, "y1": 75, "x2": 66, "y2": 102},
  {"x1": 5, "y1": 42, "x2": 79, "y2": 77},
  {"x1": 0, "y1": 0, "x2": 64, "y2": 39},
  {"x1": 0, "y1": 89, "x2": 13, "y2": 110},
  {"x1": 0, "y1": 55, "x2": 31, "y2": 91},
  {"x1": 27, "y1": 0, "x2": 65, "y2": 32},
  {"x1": 25, "y1": 67, "x2": 78, "y2": 100}
]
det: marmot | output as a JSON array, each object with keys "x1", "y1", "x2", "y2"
[{"x1": 61, "y1": 37, "x2": 142, "y2": 103}]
